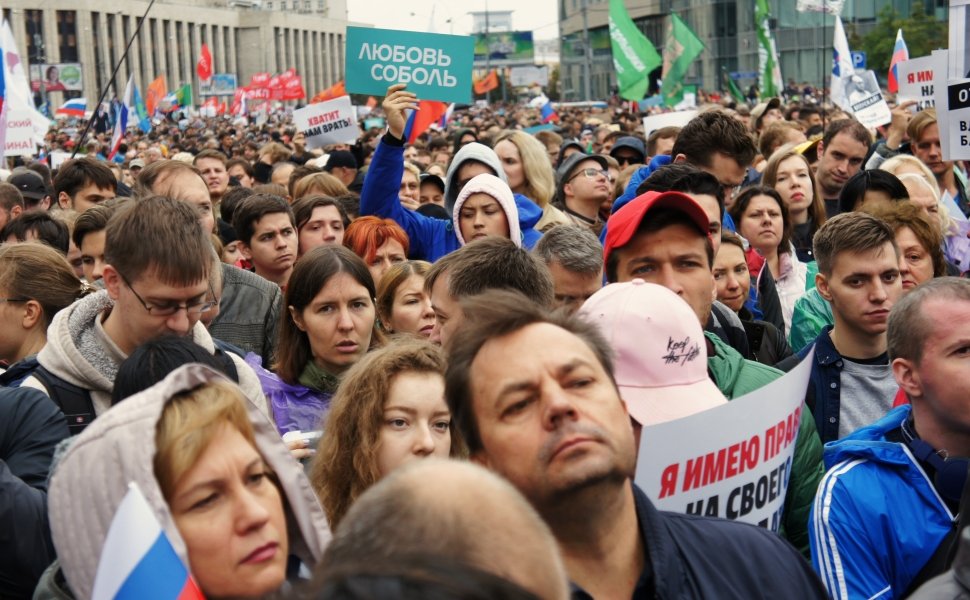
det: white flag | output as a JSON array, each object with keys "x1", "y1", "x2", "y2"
[{"x1": 830, "y1": 16, "x2": 855, "y2": 110}]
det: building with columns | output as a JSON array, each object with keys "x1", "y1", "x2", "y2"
[{"x1": 1, "y1": 0, "x2": 351, "y2": 109}]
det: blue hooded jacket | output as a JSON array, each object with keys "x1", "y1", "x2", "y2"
[
  {"x1": 809, "y1": 405, "x2": 955, "y2": 600},
  {"x1": 359, "y1": 136, "x2": 542, "y2": 262}
]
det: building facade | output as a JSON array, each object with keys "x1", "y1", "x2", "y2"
[
  {"x1": 559, "y1": 0, "x2": 947, "y2": 102},
  {"x1": 1, "y1": 0, "x2": 351, "y2": 109}
]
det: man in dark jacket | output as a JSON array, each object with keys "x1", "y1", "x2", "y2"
[
  {"x1": 445, "y1": 289, "x2": 828, "y2": 599},
  {"x1": 0, "y1": 387, "x2": 70, "y2": 598}
]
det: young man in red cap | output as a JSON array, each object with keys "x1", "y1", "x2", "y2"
[{"x1": 602, "y1": 190, "x2": 824, "y2": 555}]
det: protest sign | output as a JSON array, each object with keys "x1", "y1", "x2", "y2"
[
  {"x1": 635, "y1": 349, "x2": 812, "y2": 531},
  {"x1": 898, "y1": 54, "x2": 944, "y2": 111},
  {"x1": 345, "y1": 26, "x2": 474, "y2": 104},
  {"x1": 842, "y1": 70, "x2": 891, "y2": 128},
  {"x1": 292, "y1": 96, "x2": 359, "y2": 150},
  {"x1": 4, "y1": 110, "x2": 37, "y2": 156},
  {"x1": 642, "y1": 110, "x2": 696, "y2": 137},
  {"x1": 50, "y1": 151, "x2": 72, "y2": 170}
]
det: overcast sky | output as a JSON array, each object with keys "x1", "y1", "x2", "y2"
[{"x1": 347, "y1": 0, "x2": 560, "y2": 41}]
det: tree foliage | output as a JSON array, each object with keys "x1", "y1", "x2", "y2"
[{"x1": 853, "y1": 2, "x2": 947, "y2": 77}]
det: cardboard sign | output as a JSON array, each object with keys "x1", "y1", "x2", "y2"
[
  {"x1": 510, "y1": 65, "x2": 549, "y2": 87},
  {"x1": 292, "y1": 96, "x2": 359, "y2": 149},
  {"x1": 635, "y1": 349, "x2": 812, "y2": 530},
  {"x1": 4, "y1": 110, "x2": 37, "y2": 156},
  {"x1": 898, "y1": 55, "x2": 944, "y2": 111},
  {"x1": 345, "y1": 26, "x2": 474, "y2": 104},
  {"x1": 641, "y1": 110, "x2": 697, "y2": 137}
]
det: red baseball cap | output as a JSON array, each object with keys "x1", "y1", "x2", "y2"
[{"x1": 603, "y1": 190, "x2": 711, "y2": 274}]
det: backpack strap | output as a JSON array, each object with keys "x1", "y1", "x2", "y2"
[
  {"x1": 211, "y1": 339, "x2": 241, "y2": 382},
  {"x1": 31, "y1": 365, "x2": 96, "y2": 435}
]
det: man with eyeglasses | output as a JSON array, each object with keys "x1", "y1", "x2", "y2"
[
  {"x1": 553, "y1": 153, "x2": 613, "y2": 236},
  {"x1": 21, "y1": 196, "x2": 269, "y2": 432}
]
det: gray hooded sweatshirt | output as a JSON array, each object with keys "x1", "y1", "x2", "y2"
[
  {"x1": 443, "y1": 142, "x2": 508, "y2": 213},
  {"x1": 47, "y1": 364, "x2": 331, "y2": 600},
  {"x1": 21, "y1": 290, "x2": 270, "y2": 420}
]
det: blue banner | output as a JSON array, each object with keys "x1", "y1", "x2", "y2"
[{"x1": 346, "y1": 26, "x2": 474, "y2": 104}]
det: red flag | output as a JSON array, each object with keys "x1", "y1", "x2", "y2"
[
  {"x1": 250, "y1": 72, "x2": 271, "y2": 88},
  {"x1": 282, "y1": 75, "x2": 306, "y2": 100},
  {"x1": 404, "y1": 101, "x2": 448, "y2": 144},
  {"x1": 197, "y1": 43, "x2": 213, "y2": 81},
  {"x1": 310, "y1": 81, "x2": 346, "y2": 104},
  {"x1": 268, "y1": 75, "x2": 284, "y2": 100}
]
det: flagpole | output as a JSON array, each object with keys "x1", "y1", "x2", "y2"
[{"x1": 71, "y1": 0, "x2": 157, "y2": 158}]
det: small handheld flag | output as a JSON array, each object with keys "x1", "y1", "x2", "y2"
[{"x1": 91, "y1": 482, "x2": 204, "y2": 600}]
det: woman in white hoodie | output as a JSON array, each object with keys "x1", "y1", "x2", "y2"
[{"x1": 452, "y1": 173, "x2": 522, "y2": 247}]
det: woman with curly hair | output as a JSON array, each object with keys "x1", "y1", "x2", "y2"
[{"x1": 310, "y1": 338, "x2": 465, "y2": 528}]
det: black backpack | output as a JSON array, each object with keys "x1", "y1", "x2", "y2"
[{"x1": 26, "y1": 344, "x2": 241, "y2": 436}]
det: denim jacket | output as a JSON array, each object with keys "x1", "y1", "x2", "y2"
[{"x1": 798, "y1": 326, "x2": 844, "y2": 444}]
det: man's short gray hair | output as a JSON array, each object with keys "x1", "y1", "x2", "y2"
[
  {"x1": 888, "y1": 277, "x2": 970, "y2": 365},
  {"x1": 533, "y1": 224, "x2": 603, "y2": 275}
]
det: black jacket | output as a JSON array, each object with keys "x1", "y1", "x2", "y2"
[
  {"x1": 0, "y1": 387, "x2": 71, "y2": 599},
  {"x1": 738, "y1": 308, "x2": 794, "y2": 367},
  {"x1": 572, "y1": 484, "x2": 829, "y2": 599}
]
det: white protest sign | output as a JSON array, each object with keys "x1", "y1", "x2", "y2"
[
  {"x1": 931, "y1": 51, "x2": 955, "y2": 161},
  {"x1": 50, "y1": 151, "x2": 72, "y2": 170},
  {"x1": 898, "y1": 54, "x2": 944, "y2": 111},
  {"x1": 642, "y1": 110, "x2": 697, "y2": 138},
  {"x1": 292, "y1": 96, "x2": 359, "y2": 150},
  {"x1": 635, "y1": 349, "x2": 812, "y2": 530},
  {"x1": 843, "y1": 70, "x2": 891, "y2": 128},
  {"x1": 4, "y1": 110, "x2": 37, "y2": 157}
]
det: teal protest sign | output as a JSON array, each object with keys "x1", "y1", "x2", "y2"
[{"x1": 346, "y1": 26, "x2": 474, "y2": 104}]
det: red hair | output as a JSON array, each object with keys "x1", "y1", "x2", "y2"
[{"x1": 343, "y1": 216, "x2": 410, "y2": 263}]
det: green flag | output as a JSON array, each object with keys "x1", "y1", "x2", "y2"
[
  {"x1": 176, "y1": 83, "x2": 192, "y2": 107},
  {"x1": 722, "y1": 68, "x2": 745, "y2": 104},
  {"x1": 608, "y1": 0, "x2": 662, "y2": 101},
  {"x1": 755, "y1": 0, "x2": 783, "y2": 98},
  {"x1": 659, "y1": 14, "x2": 704, "y2": 107}
]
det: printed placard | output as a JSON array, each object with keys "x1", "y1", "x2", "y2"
[
  {"x1": 898, "y1": 54, "x2": 944, "y2": 111},
  {"x1": 4, "y1": 110, "x2": 37, "y2": 156},
  {"x1": 345, "y1": 26, "x2": 474, "y2": 104},
  {"x1": 292, "y1": 96, "x2": 359, "y2": 150},
  {"x1": 635, "y1": 349, "x2": 812, "y2": 531},
  {"x1": 844, "y1": 70, "x2": 891, "y2": 128}
]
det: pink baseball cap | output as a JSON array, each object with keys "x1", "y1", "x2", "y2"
[{"x1": 578, "y1": 279, "x2": 727, "y2": 425}]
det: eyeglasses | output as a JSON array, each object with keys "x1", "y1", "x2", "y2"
[
  {"x1": 0, "y1": 297, "x2": 28, "y2": 304},
  {"x1": 614, "y1": 155, "x2": 641, "y2": 166},
  {"x1": 569, "y1": 167, "x2": 612, "y2": 183},
  {"x1": 722, "y1": 183, "x2": 742, "y2": 199},
  {"x1": 120, "y1": 273, "x2": 217, "y2": 317}
]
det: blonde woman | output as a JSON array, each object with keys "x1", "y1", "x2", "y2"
[{"x1": 494, "y1": 130, "x2": 570, "y2": 231}]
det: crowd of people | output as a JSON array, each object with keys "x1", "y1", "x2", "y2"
[{"x1": 2, "y1": 79, "x2": 970, "y2": 600}]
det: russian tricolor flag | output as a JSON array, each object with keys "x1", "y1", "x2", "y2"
[
  {"x1": 887, "y1": 29, "x2": 909, "y2": 94},
  {"x1": 91, "y1": 483, "x2": 204, "y2": 600},
  {"x1": 55, "y1": 98, "x2": 87, "y2": 118},
  {"x1": 541, "y1": 100, "x2": 559, "y2": 124}
]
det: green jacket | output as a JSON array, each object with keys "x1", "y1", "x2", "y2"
[
  {"x1": 706, "y1": 332, "x2": 824, "y2": 557},
  {"x1": 789, "y1": 288, "x2": 833, "y2": 353}
]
